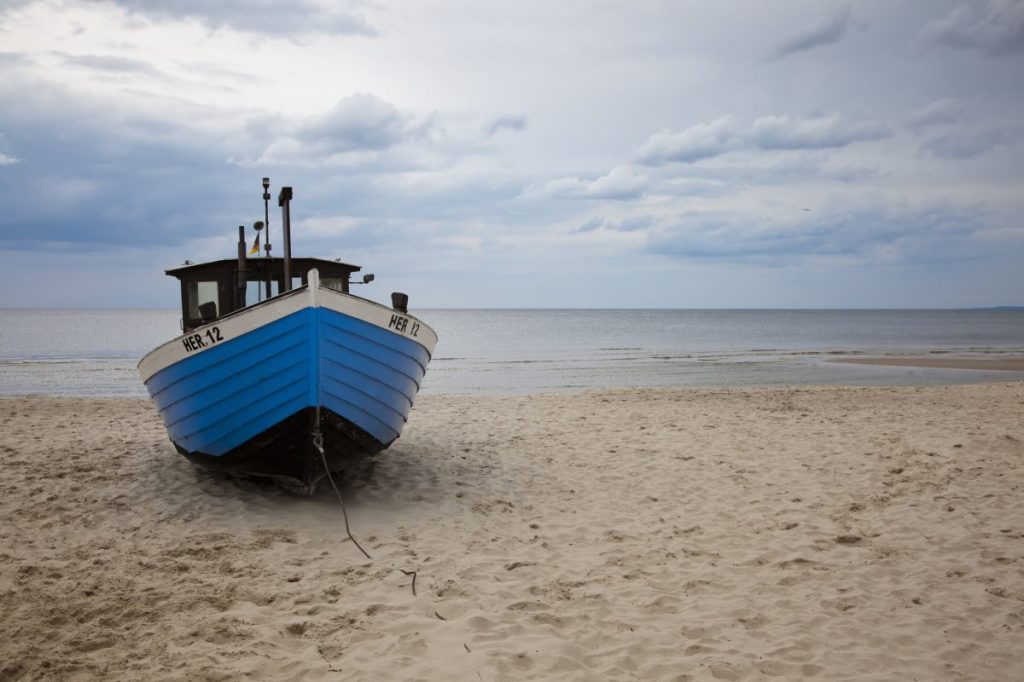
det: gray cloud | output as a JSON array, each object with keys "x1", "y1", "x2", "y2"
[
  {"x1": 636, "y1": 113, "x2": 890, "y2": 165},
  {"x1": 770, "y1": 6, "x2": 852, "y2": 60},
  {"x1": 922, "y1": 0, "x2": 1024, "y2": 56},
  {"x1": 530, "y1": 166, "x2": 649, "y2": 200},
  {"x1": 296, "y1": 94, "x2": 414, "y2": 152},
  {"x1": 1, "y1": 1, "x2": 1021, "y2": 309},
  {"x1": 654, "y1": 157, "x2": 881, "y2": 189},
  {"x1": 249, "y1": 94, "x2": 440, "y2": 167},
  {"x1": 0, "y1": 75, "x2": 522, "y2": 257},
  {"x1": 924, "y1": 128, "x2": 1018, "y2": 159},
  {"x1": 748, "y1": 114, "x2": 889, "y2": 150},
  {"x1": 53, "y1": 51, "x2": 165, "y2": 77},
  {"x1": 536, "y1": 154, "x2": 883, "y2": 216},
  {"x1": 0, "y1": 51, "x2": 32, "y2": 66},
  {"x1": 80, "y1": 0, "x2": 378, "y2": 38},
  {"x1": 579, "y1": 215, "x2": 654, "y2": 233},
  {"x1": 905, "y1": 98, "x2": 966, "y2": 130},
  {"x1": 483, "y1": 115, "x2": 527, "y2": 137},
  {"x1": 0, "y1": 76, "x2": 256, "y2": 249},
  {"x1": 0, "y1": 130, "x2": 18, "y2": 165},
  {"x1": 635, "y1": 116, "x2": 740, "y2": 165},
  {"x1": 645, "y1": 201, "x2": 987, "y2": 263}
]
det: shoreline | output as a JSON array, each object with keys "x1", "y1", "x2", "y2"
[
  {"x1": 5, "y1": 356, "x2": 1024, "y2": 400},
  {"x1": 2, "y1": 384, "x2": 1023, "y2": 680},
  {"x1": 830, "y1": 356, "x2": 1024, "y2": 371}
]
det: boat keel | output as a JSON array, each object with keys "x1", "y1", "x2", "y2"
[{"x1": 174, "y1": 406, "x2": 388, "y2": 495}]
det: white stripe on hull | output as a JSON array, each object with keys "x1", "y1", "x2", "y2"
[{"x1": 138, "y1": 269, "x2": 437, "y2": 383}]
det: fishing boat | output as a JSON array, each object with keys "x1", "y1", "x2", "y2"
[{"x1": 138, "y1": 181, "x2": 437, "y2": 494}]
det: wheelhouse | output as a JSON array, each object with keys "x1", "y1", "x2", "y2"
[{"x1": 167, "y1": 257, "x2": 362, "y2": 332}]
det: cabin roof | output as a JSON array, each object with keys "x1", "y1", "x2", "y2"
[{"x1": 165, "y1": 256, "x2": 361, "y2": 278}]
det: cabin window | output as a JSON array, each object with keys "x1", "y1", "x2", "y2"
[
  {"x1": 188, "y1": 281, "x2": 219, "y2": 321},
  {"x1": 322, "y1": 278, "x2": 346, "y2": 293},
  {"x1": 245, "y1": 284, "x2": 263, "y2": 307},
  {"x1": 245, "y1": 279, "x2": 281, "y2": 306}
]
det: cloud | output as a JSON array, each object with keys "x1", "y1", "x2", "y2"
[
  {"x1": 575, "y1": 215, "x2": 654, "y2": 233},
  {"x1": 0, "y1": 130, "x2": 19, "y2": 166},
  {"x1": 250, "y1": 94, "x2": 436, "y2": 167},
  {"x1": 53, "y1": 51, "x2": 165, "y2": 78},
  {"x1": 530, "y1": 166, "x2": 649, "y2": 200},
  {"x1": 653, "y1": 156, "x2": 880, "y2": 189},
  {"x1": 636, "y1": 113, "x2": 889, "y2": 165},
  {"x1": 924, "y1": 128, "x2": 1018, "y2": 159},
  {"x1": 575, "y1": 216, "x2": 605, "y2": 232},
  {"x1": 921, "y1": 0, "x2": 1024, "y2": 56},
  {"x1": 0, "y1": 51, "x2": 32, "y2": 67},
  {"x1": 645, "y1": 200, "x2": 987, "y2": 263},
  {"x1": 770, "y1": 6, "x2": 852, "y2": 60},
  {"x1": 0, "y1": 2, "x2": 1019, "y2": 311},
  {"x1": 0, "y1": 69, "x2": 528, "y2": 260},
  {"x1": 905, "y1": 98, "x2": 966, "y2": 130},
  {"x1": 635, "y1": 116, "x2": 741, "y2": 164},
  {"x1": 0, "y1": 75, "x2": 257, "y2": 250},
  {"x1": 748, "y1": 113, "x2": 889, "y2": 150},
  {"x1": 251, "y1": 107, "x2": 528, "y2": 171},
  {"x1": 296, "y1": 94, "x2": 414, "y2": 152},
  {"x1": 482, "y1": 114, "x2": 527, "y2": 137},
  {"x1": 79, "y1": 0, "x2": 378, "y2": 38}
]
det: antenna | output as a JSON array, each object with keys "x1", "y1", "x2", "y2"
[
  {"x1": 261, "y1": 177, "x2": 272, "y2": 259},
  {"x1": 261, "y1": 178, "x2": 271, "y2": 299}
]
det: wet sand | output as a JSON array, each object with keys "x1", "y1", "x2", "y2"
[{"x1": 1, "y1": 384, "x2": 1023, "y2": 680}]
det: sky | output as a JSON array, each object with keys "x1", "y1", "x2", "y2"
[{"x1": 0, "y1": 0, "x2": 1022, "y2": 308}]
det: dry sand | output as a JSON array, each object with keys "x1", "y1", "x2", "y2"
[{"x1": 1, "y1": 383, "x2": 1023, "y2": 681}]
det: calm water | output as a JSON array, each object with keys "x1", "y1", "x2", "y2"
[{"x1": 1, "y1": 308, "x2": 1023, "y2": 397}]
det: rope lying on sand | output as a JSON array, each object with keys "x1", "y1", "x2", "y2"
[
  {"x1": 313, "y1": 407, "x2": 372, "y2": 561},
  {"x1": 312, "y1": 408, "x2": 422, "y2": 598}
]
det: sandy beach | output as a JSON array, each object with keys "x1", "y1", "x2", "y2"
[{"x1": 2, "y1": 383, "x2": 1023, "y2": 681}]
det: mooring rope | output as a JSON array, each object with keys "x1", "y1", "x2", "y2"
[{"x1": 313, "y1": 406, "x2": 372, "y2": 560}]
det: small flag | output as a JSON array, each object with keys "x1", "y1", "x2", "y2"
[{"x1": 249, "y1": 232, "x2": 260, "y2": 255}]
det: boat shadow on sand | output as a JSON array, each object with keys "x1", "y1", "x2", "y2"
[{"x1": 163, "y1": 441, "x2": 451, "y2": 514}]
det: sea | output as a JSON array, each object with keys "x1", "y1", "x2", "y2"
[{"x1": 1, "y1": 308, "x2": 1023, "y2": 397}]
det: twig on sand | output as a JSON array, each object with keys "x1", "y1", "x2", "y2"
[{"x1": 400, "y1": 569, "x2": 418, "y2": 596}]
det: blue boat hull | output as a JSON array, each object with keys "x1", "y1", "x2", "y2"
[{"x1": 139, "y1": 285, "x2": 435, "y2": 493}]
